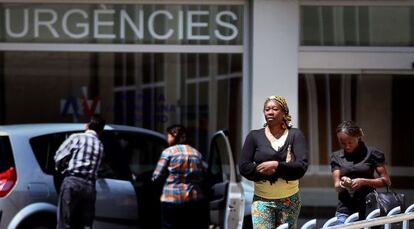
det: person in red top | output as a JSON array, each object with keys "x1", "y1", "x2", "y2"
[{"x1": 152, "y1": 125, "x2": 208, "y2": 229}]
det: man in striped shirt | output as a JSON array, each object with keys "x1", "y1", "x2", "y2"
[{"x1": 54, "y1": 115, "x2": 105, "y2": 229}]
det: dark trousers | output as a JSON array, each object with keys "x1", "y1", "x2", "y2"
[
  {"x1": 57, "y1": 176, "x2": 96, "y2": 229},
  {"x1": 161, "y1": 200, "x2": 209, "y2": 229}
]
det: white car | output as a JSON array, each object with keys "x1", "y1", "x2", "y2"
[{"x1": 0, "y1": 124, "x2": 244, "y2": 229}]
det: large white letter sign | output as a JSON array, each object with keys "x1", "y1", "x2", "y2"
[
  {"x1": 34, "y1": 9, "x2": 59, "y2": 38},
  {"x1": 62, "y1": 9, "x2": 89, "y2": 39},
  {"x1": 120, "y1": 9, "x2": 144, "y2": 40},
  {"x1": 215, "y1": 11, "x2": 238, "y2": 41},
  {"x1": 187, "y1": 10, "x2": 209, "y2": 40},
  {"x1": 94, "y1": 9, "x2": 116, "y2": 39},
  {"x1": 148, "y1": 10, "x2": 174, "y2": 40},
  {"x1": 5, "y1": 8, "x2": 29, "y2": 38}
]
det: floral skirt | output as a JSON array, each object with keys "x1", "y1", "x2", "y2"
[{"x1": 251, "y1": 192, "x2": 301, "y2": 229}]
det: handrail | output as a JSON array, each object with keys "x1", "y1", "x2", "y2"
[
  {"x1": 403, "y1": 203, "x2": 414, "y2": 229},
  {"x1": 365, "y1": 209, "x2": 380, "y2": 220},
  {"x1": 406, "y1": 203, "x2": 414, "y2": 213},
  {"x1": 364, "y1": 209, "x2": 380, "y2": 229},
  {"x1": 344, "y1": 212, "x2": 359, "y2": 224},
  {"x1": 301, "y1": 219, "x2": 316, "y2": 229},
  {"x1": 276, "y1": 223, "x2": 289, "y2": 229},
  {"x1": 322, "y1": 217, "x2": 338, "y2": 228},
  {"x1": 329, "y1": 212, "x2": 414, "y2": 229},
  {"x1": 384, "y1": 206, "x2": 401, "y2": 229},
  {"x1": 387, "y1": 206, "x2": 401, "y2": 216},
  {"x1": 292, "y1": 203, "x2": 414, "y2": 229}
]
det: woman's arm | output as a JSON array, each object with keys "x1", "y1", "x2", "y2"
[
  {"x1": 332, "y1": 169, "x2": 345, "y2": 193},
  {"x1": 238, "y1": 132, "x2": 267, "y2": 181},
  {"x1": 351, "y1": 165, "x2": 390, "y2": 190},
  {"x1": 276, "y1": 130, "x2": 309, "y2": 180},
  {"x1": 152, "y1": 150, "x2": 170, "y2": 183},
  {"x1": 256, "y1": 160, "x2": 278, "y2": 175}
]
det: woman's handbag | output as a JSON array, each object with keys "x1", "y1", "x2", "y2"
[{"x1": 365, "y1": 186, "x2": 405, "y2": 216}]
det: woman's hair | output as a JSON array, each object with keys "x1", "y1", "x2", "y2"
[
  {"x1": 263, "y1": 95, "x2": 292, "y2": 129},
  {"x1": 166, "y1": 124, "x2": 187, "y2": 145},
  {"x1": 336, "y1": 120, "x2": 364, "y2": 138}
]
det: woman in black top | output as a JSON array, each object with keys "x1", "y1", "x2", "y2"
[
  {"x1": 239, "y1": 96, "x2": 309, "y2": 229},
  {"x1": 330, "y1": 121, "x2": 391, "y2": 224}
]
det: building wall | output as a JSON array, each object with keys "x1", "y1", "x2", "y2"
[
  {"x1": 251, "y1": 0, "x2": 300, "y2": 130},
  {"x1": 1, "y1": 0, "x2": 414, "y2": 212},
  {"x1": 297, "y1": 1, "x2": 414, "y2": 207}
]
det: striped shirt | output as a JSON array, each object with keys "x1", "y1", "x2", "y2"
[
  {"x1": 152, "y1": 144, "x2": 205, "y2": 203},
  {"x1": 54, "y1": 130, "x2": 104, "y2": 181}
]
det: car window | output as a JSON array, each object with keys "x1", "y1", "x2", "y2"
[
  {"x1": 29, "y1": 130, "x2": 167, "y2": 180},
  {"x1": 30, "y1": 132, "x2": 79, "y2": 175},
  {"x1": 0, "y1": 136, "x2": 15, "y2": 173},
  {"x1": 99, "y1": 131, "x2": 168, "y2": 182},
  {"x1": 208, "y1": 133, "x2": 231, "y2": 184}
]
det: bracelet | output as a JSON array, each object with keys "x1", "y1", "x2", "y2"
[{"x1": 339, "y1": 181, "x2": 346, "y2": 189}]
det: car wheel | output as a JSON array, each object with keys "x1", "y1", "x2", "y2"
[{"x1": 17, "y1": 213, "x2": 57, "y2": 229}]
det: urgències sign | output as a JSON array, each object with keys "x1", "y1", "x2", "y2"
[{"x1": 1, "y1": 4, "x2": 243, "y2": 45}]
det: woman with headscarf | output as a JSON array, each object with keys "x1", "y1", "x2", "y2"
[
  {"x1": 239, "y1": 96, "x2": 309, "y2": 229},
  {"x1": 152, "y1": 125, "x2": 209, "y2": 229}
]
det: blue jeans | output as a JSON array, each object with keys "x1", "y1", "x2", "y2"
[{"x1": 335, "y1": 211, "x2": 349, "y2": 225}]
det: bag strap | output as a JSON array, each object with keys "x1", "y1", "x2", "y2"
[
  {"x1": 373, "y1": 189, "x2": 379, "y2": 198},
  {"x1": 380, "y1": 177, "x2": 393, "y2": 192},
  {"x1": 377, "y1": 178, "x2": 402, "y2": 202}
]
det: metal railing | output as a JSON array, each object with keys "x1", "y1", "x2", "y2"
[
  {"x1": 275, "y1": 203, "x2": 414, "y2": 229},
  {"x1": 344, "y1": 212, "x2": 359, "y2": 224},
  {"x1": 330, "y1": 212, "x2": 414, "y2": 229}
]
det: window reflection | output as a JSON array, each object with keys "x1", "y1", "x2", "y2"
[
  {"x1": 301, "y1": 6, "x2": 414, "y2": 46},
  {"x1": 0, "y1": 51, "x2": 242, "y2": 156},
  {"x1": 299, "y1": 73, "x2": 414, "y2": 172}
]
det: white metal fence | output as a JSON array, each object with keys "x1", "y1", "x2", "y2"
[{"x1": 275, "y1": 203, "x2": 414, "y2": 229}]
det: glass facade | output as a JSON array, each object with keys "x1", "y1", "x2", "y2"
[
  {"x1": 298, "y1": 73, "x2": 414, "y2": 188},
  {"x1": 0, "y1": 3, "x2": 244, "y2": 156},
  {"x1": 299, "y1": 4, "x2": 414, "y2": 191},
  {"x1": 301, "y1": 6, "x2": 414, "y2": 46}
]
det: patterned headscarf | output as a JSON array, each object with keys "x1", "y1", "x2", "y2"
[{"x1": 264, "y1": 95, "x2": 293, "y2": 129}]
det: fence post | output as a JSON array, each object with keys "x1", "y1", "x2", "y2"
[
  {"x1": 276, "y1": 223, "x2": 289, "y2": 229},
  {"x1": 301, "y1": 219, "x2": 317, "y2": 229},
  {"x1": 345, "y1": 212, "x2": 359, "y2": 224},
  {"x1": 322, "y1": 217, "x2": 338, "y2": 228},
  {"x1": 403, "y1": 203, "x2": 414, "y2": 229},
  {"x1": 384, "y1": 206, "x2": 401, "y2": 229},
  {"x1": 364, "y1": 209, "x2": 380, "y2": 229}
]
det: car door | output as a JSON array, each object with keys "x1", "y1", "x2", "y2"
[
  {"x1": 122, "y1": 131, "x2": 167, "y2": 229},
  {"x1": 207, "y1": 130, "x2": 245, "y2": 229},
  {"x1": 98, "y1": 130, "x2": 167, "y2": 229},
  {"x1": 30, "y1": 130, "x2": 138, "y2": 229},
  {"x1": 94, "y1": 131, "x2": 139, "y2": 229},
  {"x1": 94, "y1": 178, "x2": 138, "y2": 229}
]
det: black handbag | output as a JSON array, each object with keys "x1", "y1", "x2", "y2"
[{"x1": 365, "y1": 186, "x2": 405, "y2": 217}]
